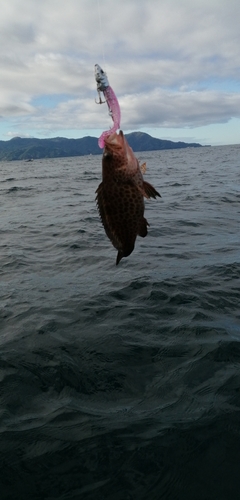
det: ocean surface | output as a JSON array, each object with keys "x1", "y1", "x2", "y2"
[{"x1": 0, "y1": 145, "x2": 240, "y2": 500}]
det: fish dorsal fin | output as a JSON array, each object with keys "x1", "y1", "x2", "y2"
[{"x1": 96, "y1": 182, "x2": 122, "y2": 250}]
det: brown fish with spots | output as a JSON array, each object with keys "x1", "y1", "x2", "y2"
[{"x1": 96, "y1": 130, "x2": 160, "y2": 265}]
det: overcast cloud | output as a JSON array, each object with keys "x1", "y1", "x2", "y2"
[{"x1": 1, "y1": 0, "x2": 240, "y2": 145}]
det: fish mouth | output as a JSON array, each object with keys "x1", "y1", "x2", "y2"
[
  {"x1": 104, "y1": 130, "x2": 125, "y2": 152},
  {"x1": 103, "y1": 131, "x2": 138, "y2": 169}
]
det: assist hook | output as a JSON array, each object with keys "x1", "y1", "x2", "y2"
[{"x1": 95, "y1": 90, "x2": 106, "y2": 105}]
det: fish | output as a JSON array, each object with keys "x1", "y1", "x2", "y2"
[
  {"x1": 96, "y1": 130, "x2": 160, "y2": 265},
  {"x1": 95, "y1": 64, "x2": 121, "y2": 148}
]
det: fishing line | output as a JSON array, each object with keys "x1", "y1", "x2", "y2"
[{"x1": 97, "y1": 0, "x2": 106, "y2": 68}]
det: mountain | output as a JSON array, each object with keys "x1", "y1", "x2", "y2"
[
  {"x1": 0, "y1": 132, "x2": 202, "y2": 161},
  {"x1": 125, "y1": 132, "x2": 202, "y2": 151},
  {"x1": 0, "y1": 136, "x2": 100, "y2": 161}
]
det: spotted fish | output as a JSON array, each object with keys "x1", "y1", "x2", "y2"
[{"x1": 96, "y1": 130, "x2": 160, "y2": 265}]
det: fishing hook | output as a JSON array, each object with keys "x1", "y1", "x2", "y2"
[{"x1": 95, "y1": 90, "x2": 106, "y2": 105}]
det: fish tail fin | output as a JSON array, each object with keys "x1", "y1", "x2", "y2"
[{"x1": 142, "y1": 181, "x2": 161, "y2": 199}]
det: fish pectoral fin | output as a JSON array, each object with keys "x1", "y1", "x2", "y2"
[
  {"x1": 142, "y1": 181, "x2": 161, "y2": 199},
  {"x1": 138, "y1": 217, "x2": 149, "y2": 238},
  {"x1": 140, "y1": 162, "x2": 147, "y2": 174}
]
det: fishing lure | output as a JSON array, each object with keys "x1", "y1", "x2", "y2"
[{"x1": 95, "y1": 64, "x2": 121, "y2": 148}]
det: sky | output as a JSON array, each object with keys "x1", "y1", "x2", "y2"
[{"x1": 0, "y1": 0, "x2": 240, "y2": 146}]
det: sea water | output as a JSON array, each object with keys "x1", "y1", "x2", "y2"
[{"x1": 0, "y1": 145, "x2": 240, "y2": 499}]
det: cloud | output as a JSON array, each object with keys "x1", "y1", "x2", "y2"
[
  {"x1": 5, "y1": 131, "x2": 33, "y2": 138},
  {"x1": 11, "y1": 88, "x2": 240, "y2": 140},
  {"x1": 120, "y1": 89, "x2": 240, "y2": 129},
  {"x1": 0, "y1": 0, "x2": 240, "y2": 143}
]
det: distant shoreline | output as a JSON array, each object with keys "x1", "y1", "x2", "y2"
[{"x1": 0, "y1": 131, "x2": 204, "y2": 161}]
